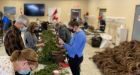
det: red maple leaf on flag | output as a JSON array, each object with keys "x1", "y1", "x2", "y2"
[{"x1": 52, "y1": 9, "x2": 58, "y2": 21}]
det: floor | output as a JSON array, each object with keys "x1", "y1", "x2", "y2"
[
  {"x1": 80, "y1": 44, "x2": 103, "y2": 75},
  {"x1": 0, "y1": 37, "x2": 104, "y2": 75}
]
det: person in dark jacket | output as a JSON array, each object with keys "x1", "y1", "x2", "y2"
[
  {"x1": 99, "y1": 16, "x2": 106, "y2": 32},
  {"x1": 58, "y1": 24, "x2": 71, "y2": 44},
  {"x1": 4, "y1": 15, "x2": 29, "y2": 56}
]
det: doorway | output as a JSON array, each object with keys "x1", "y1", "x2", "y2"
[
  {"x1": 132, "y1": 5, "x2": 140, "y2": 41},
  {"x1": 71, "y1": 9, "x2": 81, "y2": 20},
  {"x1": 99, "y1": 8, "x2": 106, "y2": 17}
]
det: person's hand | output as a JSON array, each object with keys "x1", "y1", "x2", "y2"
[
  {"x1": 58, "y1": 38, "x2": 64, "y2": 45},
  {"x1": 38, "y1": 39, "x2": 43, "y2": 43},
  {"x1": 56, "y1": 37, "x2": 64, "y2": 48},
  {"x1": 37, "y1": 43, "x2": 45, "y2": 47},
  {"x1": 56, "y1": 44, "x2": 64, "y2": 48},
  {"x1": 40, "y1": 43, "x2": 45, "y2": 47}
]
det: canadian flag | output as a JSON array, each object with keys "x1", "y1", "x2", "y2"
[{"x1": 52, "y1": 8, "x2": 58, "y2": 21}]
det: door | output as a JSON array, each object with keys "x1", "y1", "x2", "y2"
[
  {"x1": 132, "y1": 5, "x2": 140, "y2": 41},
  {"x1": 99, "y1": 8, "x2": 106, "y2": 17},
  {"x1": 98, "y1": 8, "x2": 106, "y2": 31},
  {"x1": 71, "y1": 9, "x2": 81, "y2": 20}
]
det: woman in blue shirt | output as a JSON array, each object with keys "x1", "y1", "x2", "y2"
[{"x1": 58, "y1": 20, "x2": 86, "y2": 75}]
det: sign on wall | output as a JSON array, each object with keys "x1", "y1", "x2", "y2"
[{"x1": 4, "y1": 6, "x2": 16, "y2": 15}]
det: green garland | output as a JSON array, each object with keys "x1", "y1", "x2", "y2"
[
  {"x1": 34, "y1": 29, "x2": 61, "y2": 75},
  {"x1": 38, "y1": 29, "x2": 60, "y2": 64},
  {"x1": 34, "y1": 64, "x2": 58, "y2": 75}
]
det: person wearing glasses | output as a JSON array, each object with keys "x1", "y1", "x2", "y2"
[
  {"x1": 4, "y1": 15, "x2": 29, "y2": 56},
  {"x1": 0, "y1": 48, "x2": 38, "y2": 75}
]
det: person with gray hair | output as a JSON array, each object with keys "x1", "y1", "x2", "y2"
[{"x1": 4, "y1": 15, "x2": 29, "y2": 56}]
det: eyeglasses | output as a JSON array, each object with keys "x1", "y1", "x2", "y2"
[
  {"x1": 27, "y1": 61, "x2": 34, "y2": 71},
  {"x1": 26, "y1": 59, "x2": 38, "y2": 71}
]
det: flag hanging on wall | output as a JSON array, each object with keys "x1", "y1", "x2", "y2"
[{"x1": 52, "y1": 8, "x2": 58, "y2": 21}]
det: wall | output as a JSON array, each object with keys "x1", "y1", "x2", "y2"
[
  {"x1": 88, "y1": 0, "x2": 138, "y2": 41},
  {"x1": 88, "y1": 0, "x2": 100, "y2": 28},
  {"x1": 0, "y1": 0, "x2": 88, "y2": 24},
  {"x1": 2, "y1": 0, "x2": 140, "y2": 41}
]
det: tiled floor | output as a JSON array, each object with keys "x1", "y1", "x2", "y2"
[{"x1": 0, "y1": 40, "x2": 103, "y2": 75}]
